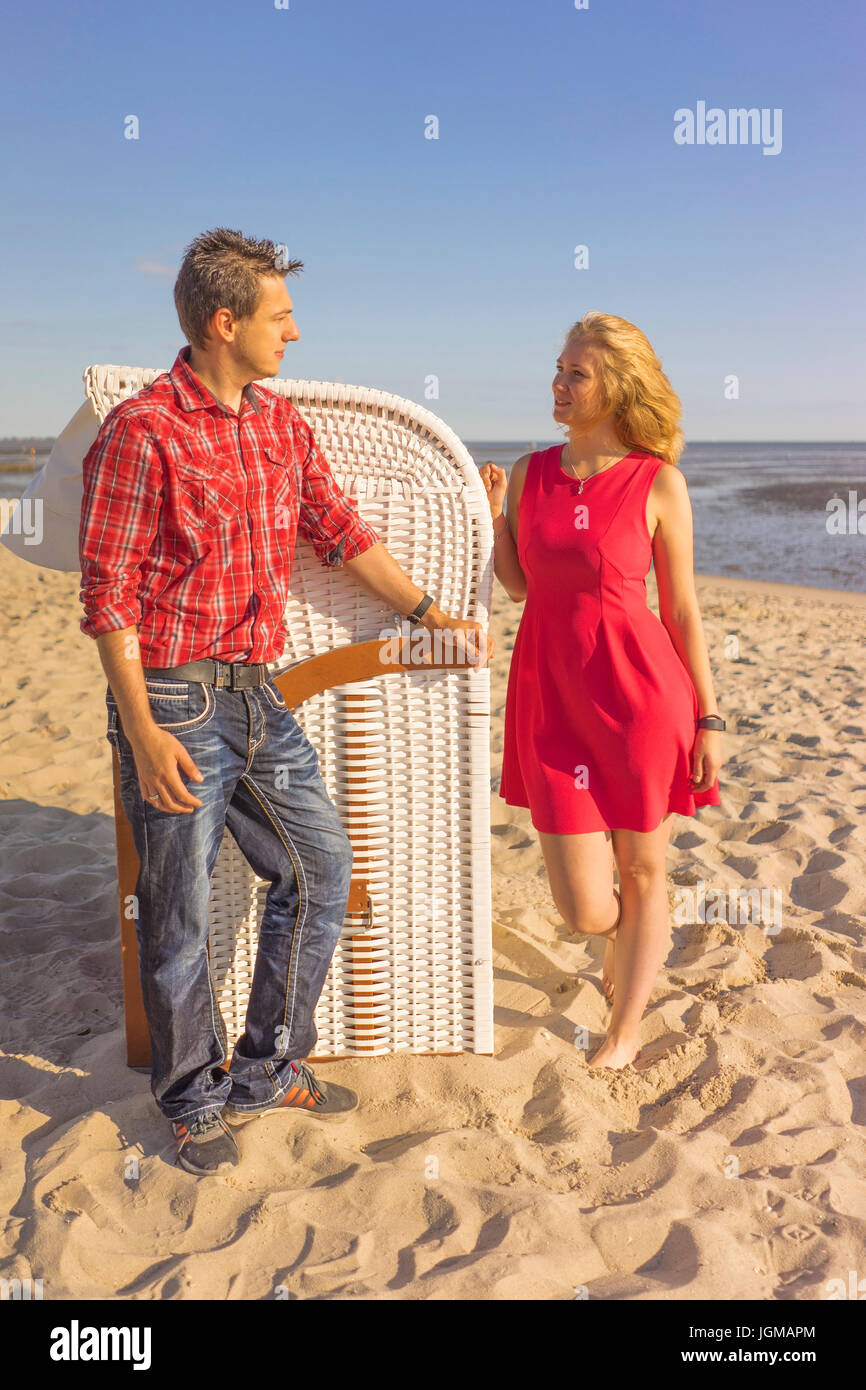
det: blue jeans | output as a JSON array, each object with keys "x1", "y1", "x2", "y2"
[{"x1": 106, "y1": 676, "x2": 353, "y2": 1123}]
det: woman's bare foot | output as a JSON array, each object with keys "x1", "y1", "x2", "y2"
[
  {"x1": 588, "y1": 1034, "x2": 642, "y2": 1070},
  {"x1": 602, "y1": 935, "x2": 616, "y2": 1004}
]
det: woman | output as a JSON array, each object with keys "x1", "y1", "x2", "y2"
[{"x1": 480, "y1": 312, "x2": 723, "y2": 1071}]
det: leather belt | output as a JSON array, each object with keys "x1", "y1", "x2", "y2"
[{"x1": 143, "y1": 660, "x2": 270, "y2": 690}]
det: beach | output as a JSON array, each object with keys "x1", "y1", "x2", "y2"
[{"x1": 1, "y1": 534, "x2": 864, "y2": 1302}]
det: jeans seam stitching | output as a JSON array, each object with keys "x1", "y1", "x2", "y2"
[
  {"x1": 262, "y1": 683, "x2": 287, "y2": 711},
  {"x1": 132, "y1": 737, "x2": 228, "y2": 1092},
  {"x1": 138, "y1": 797, "x2": 228, "y2": 1068},
  {"x1": 240, "y1": 772, "x2": 308, "y2": 1054},
  {"x1": 241, "y1": 690, "x2": 267, "y2": 773}
]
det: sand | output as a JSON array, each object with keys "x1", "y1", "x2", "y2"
[{"x1": 1, "y1": 532, "x2": 864, "y2": 1301}]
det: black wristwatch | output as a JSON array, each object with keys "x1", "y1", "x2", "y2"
[
  {"x1": 405, "y1": 593, "x2": 435, "y2": 626},
  {"x1": 697, "y1": 714, "x2": 726, "y2": 731}
]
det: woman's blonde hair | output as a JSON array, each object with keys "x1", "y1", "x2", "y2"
[{"x1": 562, "y1": 312, "x2": 684, "y2": 466}]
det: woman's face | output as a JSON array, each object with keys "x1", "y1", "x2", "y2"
[{"x1": 552, "y1": 338, "x2": 610, "y2": 432}]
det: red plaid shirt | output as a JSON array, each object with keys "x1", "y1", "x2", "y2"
[{"x1": 78, "y1": 348, "x2": 381, "y2": 666}]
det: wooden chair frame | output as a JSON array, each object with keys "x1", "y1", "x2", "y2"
[{"x1": 114, "y1": 639, "x2": 489, "y2": 1067}]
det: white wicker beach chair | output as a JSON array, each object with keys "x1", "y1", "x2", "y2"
[{"x1": 81, "y1": 366, "x2": 494, "y2": 1065}]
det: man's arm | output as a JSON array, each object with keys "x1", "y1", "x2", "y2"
[
  {"x1": 342, "y1": 544, "x2": 494, "y2": 666},
  {"x1": 80, "y1": 412, "x2": 204, "y2": 812},
  {"x1": 293, "y1": 413, "x2": 493, "y2": 664},
  {"x1": 340, "y1": 542, "x2": 442, "y2": 626},
  {"x1": 95, "y1": 626, "x2": 204, "y2": 812},
  {"x1": 293, "y1": 413, "x2": 382, "y2": 570},
  {"x1": 79, "y1": 410, "x2": 162, "y2": 639}
]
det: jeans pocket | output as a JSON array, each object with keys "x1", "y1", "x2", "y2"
[
  {"x1": 143, "y1": 679, "x2": 216, "y2": 733},
  {"x1": 261, "y1": 679, "x2": 289, "y2": 712}
]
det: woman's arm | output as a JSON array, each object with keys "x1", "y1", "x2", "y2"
[
  {"x1": 649, "y1": 464, "x2": 718, "y2": 713},
  {"x1": 481, "y1": 454, "x2": 529, "y2": 603},
  {"x1": 649, "y1": 464, "x2": 723, "y2": 792}
]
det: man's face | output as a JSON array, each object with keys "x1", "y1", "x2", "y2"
[{"x1": 232, "y1": 273, "x2": 300, "y2": 380}]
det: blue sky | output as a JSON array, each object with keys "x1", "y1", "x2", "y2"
[{"x1": 1, "y1": 0, "x2": 863, "y2": 440}]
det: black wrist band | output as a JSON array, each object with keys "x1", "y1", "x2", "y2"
[
  {"x1": 697, "y1": 715, "x2": 725, "y2": 730},
  {"x1": 405, "y1": 593, "x2": 434, "y2": 626}
]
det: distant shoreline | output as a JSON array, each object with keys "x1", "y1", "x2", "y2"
[
  {"x1": 0, "y1": 503, "x2": 861, "y2": 601},
  {"x1": 693, "y1": 571, "x2": 866, "y2": 605}
]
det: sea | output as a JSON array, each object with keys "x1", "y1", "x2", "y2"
[
  {"x1": 1, "y1": 438, "x2": 863, "y2": 594},
  {"x1": 468, "y1": 440, "x2": 865, "y2": 594}
]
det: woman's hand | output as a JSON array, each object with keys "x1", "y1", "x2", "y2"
[
  {"x1": 479, "y1": 461, "x2": 507, "y2": 518},
  {"x1": 689, "y1": 729, "x2": 722, "y2": 793}
]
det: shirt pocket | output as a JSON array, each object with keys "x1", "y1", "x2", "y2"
[
  {"x1": 174, "y1": 444, "x2": 244, "y2": 529},
  {"x1": 264, "y1": 442, "x2": 298, "y2": 531}
]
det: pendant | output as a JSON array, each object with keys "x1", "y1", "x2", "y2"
[{"x1": 575, "y1": 478, "x2": 585, "y2": 494}]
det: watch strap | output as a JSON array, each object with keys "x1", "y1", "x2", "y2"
[{"x1": 406, "y1": 593, "x2": 434, "y2": 625}]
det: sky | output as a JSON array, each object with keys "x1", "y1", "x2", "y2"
[{"x1": 1, "y1": 0, "x2": 864, "y2": 441}]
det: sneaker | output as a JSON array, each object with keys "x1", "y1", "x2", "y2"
[
  {"x1": 172, "y1": 1112, "x2": 239, "y2": 1175},
  {"x1": 224, "y1": 1060, "x2": 358, "y2": 1125}
]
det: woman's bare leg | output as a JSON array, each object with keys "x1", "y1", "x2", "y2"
[
  {"x1": 537, "y1": 828, "x2": 620, "y2": 968},
  {"x1": 602, "y1": 888, "x2": 622, "y2": 1003},
  {"x1": 537, "y1": 827, "x2": 618, "y2": 936},
  {"x1": 589, "y1": 813, "x2": 675, "y2": 1069}
]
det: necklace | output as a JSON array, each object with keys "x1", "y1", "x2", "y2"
[{"x1": 561, "y1": 443, "x2": 628, "y2": 494}]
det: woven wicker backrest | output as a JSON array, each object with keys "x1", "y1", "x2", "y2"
[{"x1": 84, "y1": 365, "x2": 494, "y2": 1056}]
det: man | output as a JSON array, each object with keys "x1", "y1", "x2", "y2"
[{"x1": 79, "y1": 227, "x2": 492, "y2": 1176}]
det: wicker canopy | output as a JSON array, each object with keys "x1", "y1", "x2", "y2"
[{"x1": 81, "y1": 366, "x2": 494, "y2": 1065}]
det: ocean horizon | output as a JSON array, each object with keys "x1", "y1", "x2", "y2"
[{"x1": 2, "y1": 438, "x2": 864, "y2": 594}]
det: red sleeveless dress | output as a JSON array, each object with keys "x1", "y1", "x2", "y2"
[{"x1": 499, "y1": 445, "x2": 721, "y2": 833}]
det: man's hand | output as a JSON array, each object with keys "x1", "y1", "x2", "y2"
[
  {"x1": 127, "y1": 724, "x2": 205, "y2": 814},
  {"x1": 341, "y1": 547, "x2": 495, "y2": 668}
]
